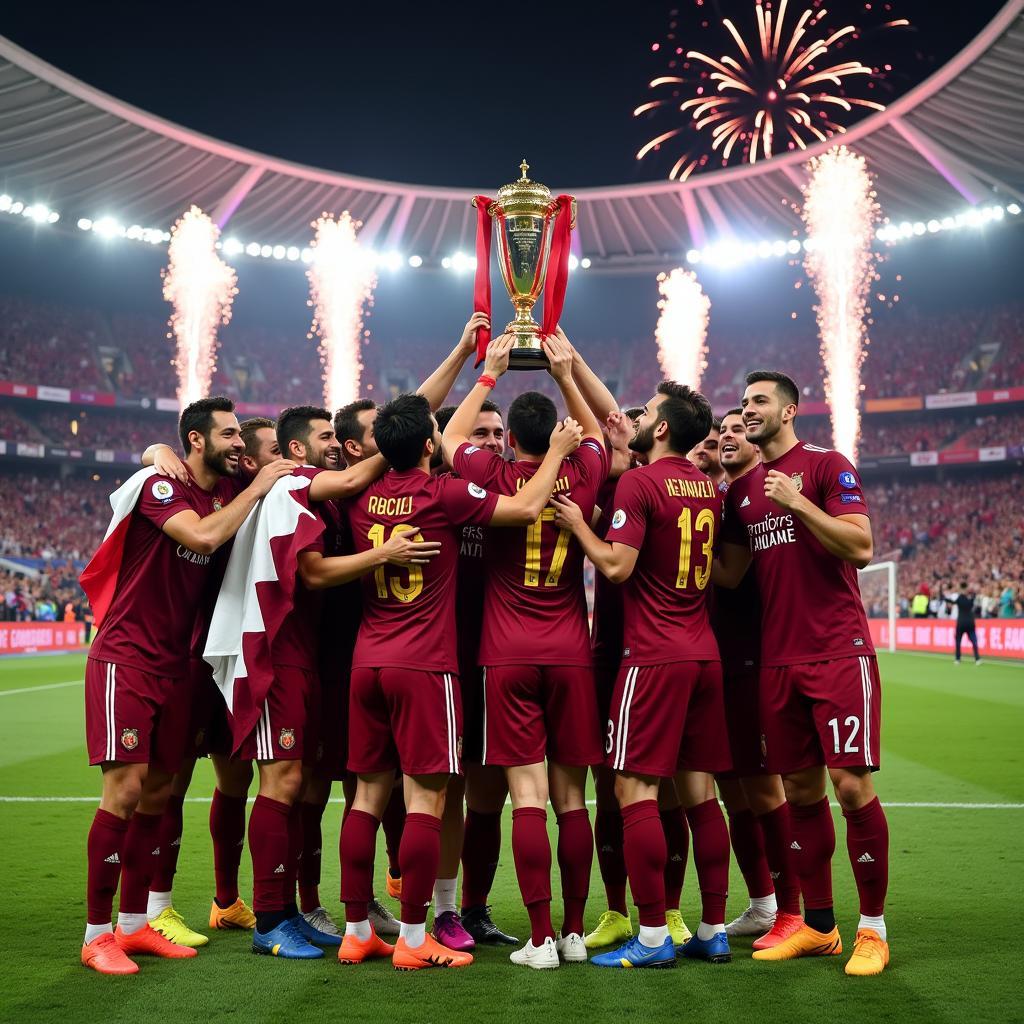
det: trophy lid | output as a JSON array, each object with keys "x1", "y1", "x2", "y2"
[{"x1": 496, "y1": 159, "x2": 552, "y2": 214}]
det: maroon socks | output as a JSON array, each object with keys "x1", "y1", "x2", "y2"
[
  {"x1": 594, "y1": 806, "x2": 628, "y2": 916},
  {"x1": 149, "y1": 794, "x2": 184, "y2": 893},
  {"x1": 87, "y1": 809, "x2": 129, "y2": 925},
  {"x1": 727, "y1": 807, "x2": 773, "y2": 900},
  {"x1": 119, "y1": 810, "x2": 161, "y2": 915},
  {"x1": 297, "y1": 800, "x2": 327, "y2": 913},
  {"x1": 686, "y1": 799, "x2": 730, "y2": 926},
  {"x1": 398, "y1": 812, "x2": 442, "y2": 927},
  {"x1": 511, "y1": 806, "x2": 553, "y2": 944},
  {"x1": 210, "y1": 789, "x2": 246, "y2": 907},
  {"x1": 843, "y1": 796, "x2": 889, "y2": 918},
  {"x1": 757, "y1": 802, "x2": 802, "y2": 916},
  {"x1": 621, "y1": 799, "x2": 666, "y2": 927},
  {"x1": 461, "y1": 809, "x2": 502, "y2": 909},
  {"x1": 381, "y1": 786, "x2": 406, "y2": 880},
  {"x1": 660, "y1": 806, "x2": 690, "y2": 911},
  {"x1": 556, "y1": 808, "x2": 592, "y2": 937},
  {"x1": 340, "y1": 808, "x2": 379, "y2": 922},
  {"x1": 248, "y1": 795, "x2": 290, "y2": 915}
]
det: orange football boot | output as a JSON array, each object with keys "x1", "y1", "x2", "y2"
[
  {"x1": 386, "y1": 870, "x2": 402, "y2": 901},
  {"x1": 337, "y1": 926, "x2": 395, "y2": 964},
  {"x1": 392, "y1": 933, "x2": 474, "y2": 971},
  {"x1": 82, "y1": 932, "x2": 139, "y2": 975},
  {"x1": 844, "y1": 928, "x2": 889, "y2": 976},
  {"x1": 752, "y1": 912, "x2": 805, "y2": 951},
  {"x1": 752, "y1": 923, "x2": 842, "y2": 961},
  {"x1": 209, "y1": 898, "x2": 256, "y2": 930},
  {"x1": 114, "y1": 923, "x2": 197, "y2": 958}
]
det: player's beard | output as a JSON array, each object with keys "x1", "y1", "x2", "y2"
[
  {"x1": 629, "y1": 421, "x2": 657, "y2": 454},
  {"x1": 744, "y1": 412, "x2": 780, "y2": 446},
  {"x1": 204, "y1": 445, "x2": 240, "y2": 477}
]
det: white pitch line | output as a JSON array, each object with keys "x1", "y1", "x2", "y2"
[
  {"x1": 0, "y1": 797, "x2": 1021, "y2": 809},
  {"x1": 0, "y1": 679, "x2": 84, "y2": 697}
]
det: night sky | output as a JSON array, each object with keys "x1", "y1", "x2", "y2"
[{"x1": 0, "y1": 0, "x2": 1008, "y2": 188}]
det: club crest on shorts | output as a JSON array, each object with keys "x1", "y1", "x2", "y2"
[
  {"x1": 789, "y1": 472, "x2": 804, "y2": 493},
  {"x1": 279, "y1": 728, "x2": 296, "y2": 750},
  {"x1": 120, "y1": 727, "x2": 139, "y2": 751}
]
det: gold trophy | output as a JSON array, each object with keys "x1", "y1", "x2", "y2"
[{"x1": 473, "y1": 161, "x2": 576, "y2": 370}]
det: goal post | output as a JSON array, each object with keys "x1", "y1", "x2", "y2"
[{"x1": 858, "y1": 560, "x2": 897, "y2": 653}]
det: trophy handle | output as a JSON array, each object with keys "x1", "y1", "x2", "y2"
[{"x1": 546, "y1": 198, "x2": 577, "y2": 230}]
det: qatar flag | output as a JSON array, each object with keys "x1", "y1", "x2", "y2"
[
  {"x1": 79, "y1": 468, "x2": 159, "y2": 628},
  {"x1": 203, "y1": 474, "x2": 325, "y2": 753}
]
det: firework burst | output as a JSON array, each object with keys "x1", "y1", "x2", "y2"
[
  {"x1": 636, "y1": 0, "x2": 909, "y2": 180},
  {"x1": 654, "y1": 268, "x2": 711, "y2": 389},
  {"x1": 306, "y1": 213, "x2": 377, "y2": 411},
  {"x1": 801, "y1": 145, "x2": 879, "y2": 462},
  {"x1": 162, "y1": 206, "x2": 237, "y2": 411}
]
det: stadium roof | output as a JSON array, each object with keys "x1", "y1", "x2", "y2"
[{"x1": 1, "y1": 0, "x2": 1023, "y2": 271}]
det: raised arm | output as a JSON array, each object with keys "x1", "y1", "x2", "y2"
[
  {"x1": 416, "y1": 312, "x2": 490, "y2": 411},
  {"x1": 763, "y1": 470, "x2": 873, "y2": 568},
  {"x1": 490, "y1": 419, "x2": 583, "y2": 527},
  {"x1": 441, "y1": 333, "x2": 514, "y2": 465},
  {"x1": 550, "y1": 493, "x2": 639, "y2": 583},
  {"x1": 308, "y1": 453, "x2": 388, "y2": 502},
  {"x1": 141, "y1": 443, "x2": 189, "y2": 483},
  {"x1": 569, "y1": 334, "x2": 619, "y2": 422},
  {"x1": 543, "y1": 329, "x2": 604, "y2": 443},
  {"x1": 605, "y1": 410, "x2": 634, "y2": 479},
  {"x1": 160, "y1": 460, "x2": 295, "y2": 555}
]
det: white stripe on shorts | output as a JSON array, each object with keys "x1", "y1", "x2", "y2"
[
  {"x1": 859, "y1": 656, "x2": 873, "y2": 764},
  {"x1": 257, "y1": 699, "x2": 272, "y2": 761},
  {"x1": 443, "y1": 674, "x2": 457, "y2": 773},
  {"x1": 613, "y1": 667, "x2": 638, "y2": 771},
  {"x1": 481, "y1": 668, "x2": 488, "y2": 766},
  {"x1": 105, "y1": 663, "x2": 116, "y2": 762}
]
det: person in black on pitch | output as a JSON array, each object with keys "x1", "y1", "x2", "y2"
[{"x1": 946, "y1": 581, "x2": 981, "y2": 665}]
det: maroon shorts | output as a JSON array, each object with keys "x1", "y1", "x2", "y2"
[
  {"x1": 184, "y1": 657, "x2": 233, "y2": 759},
  {"x1": 313, "y1": 670, "x2": 350, "y2": 781},
  {"x1": 760, "y1": 655, "x2": 882, "y2": 775},
  {"x1": 460, "y1": 663, "x2": 485, "y2": 765},
  {"x1": 482, "y1": 664, "x2": 603, "y2": 768},
  {"x1": 85, "y1": 657, "x2": 187, "y2": 773},
  {"x1": 605, "y1": 661, "x2": 730, "y2": 778},
  {"x1": 237, "y1": 665, "x2": 319, "y2": 762},
  {"x1": 348, "y1": 667, "x2": 462, "y2": 776},
  {"x1": 718, "y1": 664, "x2": 766, "y2": 779}
]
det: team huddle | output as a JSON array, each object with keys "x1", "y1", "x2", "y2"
[{"x1": 77, "y1": 314, "x2": 891, "y2": 977}]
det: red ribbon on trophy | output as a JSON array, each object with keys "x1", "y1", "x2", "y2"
[
  {"x1": 472, "y1": 195, "x2": 494, "y2": 367},
  {"x1": 541, "y1": 194, "x2": 574, "y2": 340}
]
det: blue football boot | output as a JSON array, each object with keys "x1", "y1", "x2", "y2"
[
  {"x1": 591, "y1": 934, "x2": 677, "y2": 968},
  {"x1": 679, "y1": 930, "x2": 732, "y2": 964},
  {"x1": 252, "y1": 917, "x2": 325, "y2": 958}
]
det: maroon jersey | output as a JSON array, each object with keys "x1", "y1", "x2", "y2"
[
  {"x1": 710, "y1": 475, "x2": 761, "y2": 673},
  {"x1": 722, "y1": 441, "x2": 874, "y2": 666},
  {"x1": 455, "y1": 518, "x2": 487, "y2": 669},
  {"x1": 272, "y1": 468, "x2": 330, "y2": 671},
  {"x1": 454, "y1": 438, "x2": 608, "y2": 667},
  {"x1": 608, "y1": 455, "x2": 721, "y2": 665},
  {"x1": 318, "y1": 499, "x2": 360, "y2": 682},
  {"x1": 92, "y1": 471, "x2": 242, "y2": 678},
  {"x1": 591, "y1": 475, "x2": 625, "y2": 666},
  {"x1": 345, "y1": 468, "x2": 498, "y2": 671}
]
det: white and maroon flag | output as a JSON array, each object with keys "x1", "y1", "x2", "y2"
[
  {"x1": 79, "y1": 467, "x2": 158, "y2": 628},
  {"x1": 203, "y1": 474, "x2": 324, "y2": 753}
]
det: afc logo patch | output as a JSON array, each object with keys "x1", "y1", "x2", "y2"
[
  {"x1": 279, "y1": 728, "x2": 296, "y2": 751},
  {"x1": 789, "y1": 472, "x2": 804, "y2": 493},
  {"x1": 838, "y1": 470, "x2": 858, "y2": 489},
  {"x1": 151, "y1": 480, "x2": 175, "y2": 503},
  {"x1": 120, "y1": 727, "x2": 139, "y2": 751}
]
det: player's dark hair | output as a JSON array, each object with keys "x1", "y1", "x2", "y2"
[
  {"x1": 625, "y1": 407, "x2": 644, "y2": 421},
  {"x1": 744, "y1": 370, "x2": 800, "y2": 408},
  {"x1": 374, "y1": 393, "x2": 434, "y2": 471},
  {"x1": 277, "y1": 405, "x2": 332, "y2": 456},
  {"x1": 239, "y1": 417, "x2": 276, "y2": 460},
  {"x1": 723, "y1": 407, "x2": 743, "y2": 419},
  {"x1": 334, "y1": 398, "x2": 376, "y2": 447},
  {"x1": 435, "y1": 400, "x2": 502, "y2": 435},
  {"x1": 508, "y1": 391, "x2": 557, "y2": 456},
  {"x1": 178, "y1": 395, "x2": 235, "y2": 454},
  {"x1": 654, "y1": 381, "x2": 713, "y2": 455},
  {"x1": 710, "y1": 418, "x2": 722, "y2": 433}
]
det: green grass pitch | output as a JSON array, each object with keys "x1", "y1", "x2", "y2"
[{"x1": 0, "y1": 651, "x2": 1021, "y2": 1023}]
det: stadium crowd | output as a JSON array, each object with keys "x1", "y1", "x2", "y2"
[{"x1": 2, "y1": 293, "x2": 1022, "y2": 406}]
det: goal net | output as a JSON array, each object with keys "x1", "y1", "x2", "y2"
[{"x1": 858, "y1": 560, "x2": 897, "y2": 653}]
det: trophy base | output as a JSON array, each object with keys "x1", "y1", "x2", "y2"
[{"x1": 505, "y1": 321, "x2": 549, "y2": 371}]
